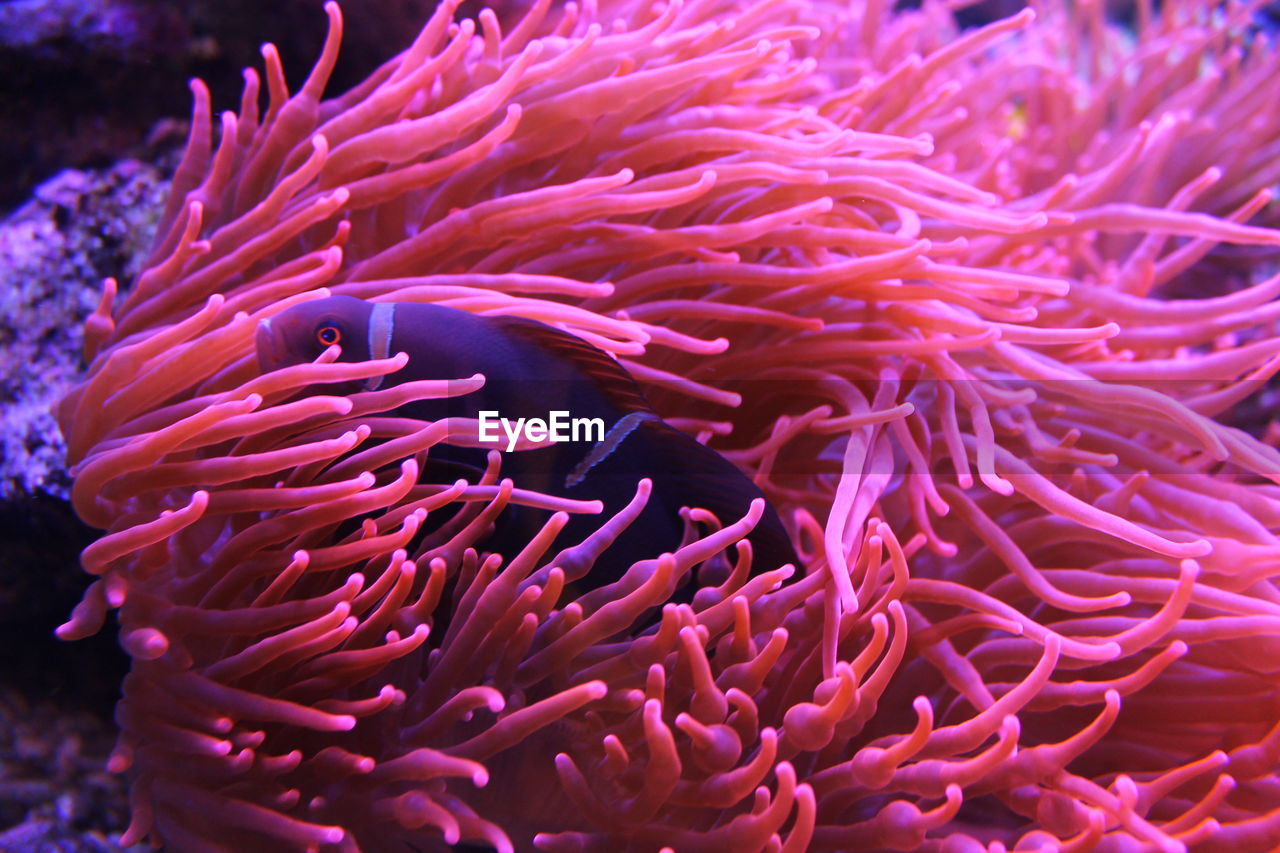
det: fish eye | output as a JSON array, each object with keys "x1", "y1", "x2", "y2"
[{"x1": 316, "y1": 324, "x2": 342, "y2": 347}]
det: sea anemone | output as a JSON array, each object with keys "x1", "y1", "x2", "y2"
[{"x1": 57, "y1": 0, "x2": 1280, "y2": 850}]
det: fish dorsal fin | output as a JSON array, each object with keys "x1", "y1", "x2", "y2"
[{"x1": 492, "y1": 315, "x2": 653, "y2": 415}]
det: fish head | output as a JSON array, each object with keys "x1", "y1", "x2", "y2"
[{"x1": 255, "y1": 295, "x2": 374, "y2": 373}]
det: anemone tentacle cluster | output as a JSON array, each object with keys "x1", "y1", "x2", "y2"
[{"x1": 58, "y1": 0, "x2": 1280, "y2": 850}]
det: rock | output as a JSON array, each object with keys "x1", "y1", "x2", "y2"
[{"x1": 0, "y1": 159, "x2": 172, "y2": 501}]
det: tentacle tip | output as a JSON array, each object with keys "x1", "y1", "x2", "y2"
[{"x1": 1180, "y1": 555, "x2": 1206, "y2": 574}]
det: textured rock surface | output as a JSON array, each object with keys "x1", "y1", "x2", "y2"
[{"x1": 0, "y1": 159, "x2": 171, "y2": 500}]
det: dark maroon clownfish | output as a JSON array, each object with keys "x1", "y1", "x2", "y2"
[{"x1": 256, "y1": 295, "x2": 798, "y2": 589}]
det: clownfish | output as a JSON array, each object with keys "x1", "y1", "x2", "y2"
[{"x1": 256, "y1": 295, "x2": 797, "y2": 586}]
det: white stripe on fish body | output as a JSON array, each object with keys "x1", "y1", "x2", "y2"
[
  {"x1": 366, "y1": 302, "x2": 397, "y2": 391},
  {"x1": 565, "y1": 410, "x2": 661, "y2": 488}
]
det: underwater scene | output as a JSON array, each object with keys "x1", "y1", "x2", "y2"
[{"x1": 2, "y1": 0, "x2": 1280, "y2": 850}]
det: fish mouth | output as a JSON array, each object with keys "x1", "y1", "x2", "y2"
[{"x1": 255, "y1": 318, "x2": 286, "y2": 373}]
